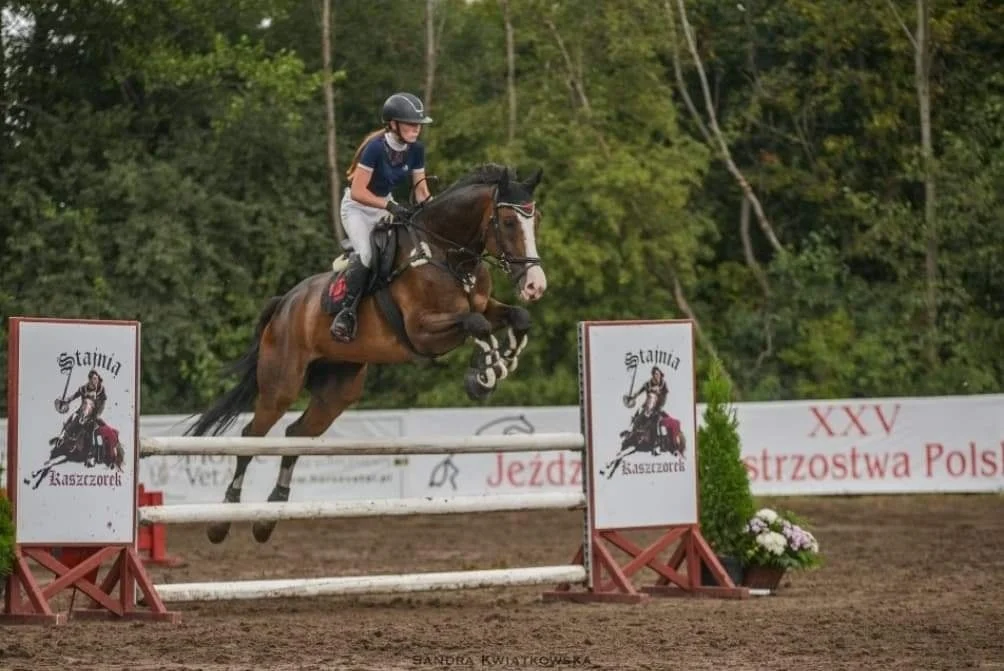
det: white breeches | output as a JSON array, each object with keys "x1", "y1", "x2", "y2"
[{"x1": 340, "y1": 189, "x2": 393, "y2": 268}]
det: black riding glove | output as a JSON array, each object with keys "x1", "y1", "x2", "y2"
[{"x1": 386, "y1": 201, "x2": 412, "y2": 220}]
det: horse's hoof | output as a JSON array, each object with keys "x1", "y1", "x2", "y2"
[
  {"x1": 503, "y1": 355, "x2": 518, "y2": 374},
  {"x1": 252, "y1": 521, "x2": 276, "y2": 543},
  {"x1": 464, "y1": 368, "x2": 493, "y2": 401},
  {"x1": 206, "y1": 522, "x2": 231, "y2": 544},
  {"x1": 207, "y1": 486, "x2": 241, "y2": 543}
]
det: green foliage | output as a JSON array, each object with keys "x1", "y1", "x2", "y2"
[
  {"x1": 697, "y1": 357, "x2": 756, "y2": 558},
  {"x1": 0, "y1": 0, "x2": 1001, "y2": 415},
  {"x1": 0, "y1": 464, "x2": 12, "y2": 578}
]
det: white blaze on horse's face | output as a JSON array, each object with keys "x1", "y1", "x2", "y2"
[{"x1": 516, "y1": 210, "x2": 547, "y2": 302}]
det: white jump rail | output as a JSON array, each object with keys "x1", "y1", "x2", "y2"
[
  {"x1": 139, "y1": 431, "x2": 585, "y2": 457},
  {"x1": 154, "y1": 566, "x2": 589, "y2": 602},
  {"x1": 140, "y1": 492, "x2": 586, "y2": 525}
]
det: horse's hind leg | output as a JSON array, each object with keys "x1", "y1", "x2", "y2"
[
  {"x1": 252, "y1": 362, "x2": 369, "y2": 544},
  {"x1": 206, "y1": 422, "x2": 269, "y2": 544},
  {"x1": 206, "y1": 348, "x2": 305, "y2": 544}
]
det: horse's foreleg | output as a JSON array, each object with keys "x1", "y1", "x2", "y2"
[
  {"x1": 454, "y1": 312, "x2": 504, "y2": 401},
  {"x1": 408, "y1": 310, "x2": 501, "y2": 401},
  {"x1": 599, "y1": 446, "x2": 637, "y2": 480},
  {"x1": 252, "y1": 362, "x2": 368, "y2": 544},
  {"x1": 27, "y1": 455, "x2": 69, "y2": 489},
  {"x1": 482, "y1": 298, "x2": 531, "y2": 378}
]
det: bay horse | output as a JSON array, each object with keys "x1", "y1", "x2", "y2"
[{"x1": 184, "y1": 163, "x2": 548, "y2": 544}]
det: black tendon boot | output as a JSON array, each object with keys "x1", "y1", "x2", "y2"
[{"x1": 330, "y1": 254, "x2": 371, "y2": 342}]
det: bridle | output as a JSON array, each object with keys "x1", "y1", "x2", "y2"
[
  {"x1": 488, "y1": 188, "x2": 543, "y2": 281},
  {"x1": 396, "y1": 182, "x2": 543, "y2": 288}
]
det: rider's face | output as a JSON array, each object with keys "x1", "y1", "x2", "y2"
[{"x1": 393, "y1": 121, "x2": 422, "y2": 143}]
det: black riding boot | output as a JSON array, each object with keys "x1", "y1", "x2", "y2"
[{"x1": 330, "y1": 254, "x2": 371, "y2": 343}]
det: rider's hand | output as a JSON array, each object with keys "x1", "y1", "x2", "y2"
[{"x1": 386, "y1": 201, "x2": 412, "y2": 220}]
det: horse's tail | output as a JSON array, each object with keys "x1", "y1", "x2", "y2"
[{"x1": 184, "y1": 296, "x2": 283, "y2": 437}]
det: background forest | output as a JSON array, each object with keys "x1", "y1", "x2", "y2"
[{"x1": 1, "y1": 0, "x2": 1001, "y2": 415}]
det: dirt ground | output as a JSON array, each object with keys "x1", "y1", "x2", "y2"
[{"x1": 3, "y1": 493, "x2": 1003, "y2": 671}]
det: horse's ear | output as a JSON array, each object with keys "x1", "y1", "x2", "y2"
[
  {"x1": 524, "y1": 167, "x2": 543, "y2": 193},
  {"x1": 497, "y1": 167, "x2": 510, "y2": 193}
]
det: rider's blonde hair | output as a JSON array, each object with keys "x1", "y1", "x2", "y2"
[{"x1": 345, "y1": 128, "x2": 385, "y2": 182}]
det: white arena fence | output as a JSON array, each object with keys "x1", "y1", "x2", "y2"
[{"x1": 140, "y1": 432, "x2": 594, "y2": 602}]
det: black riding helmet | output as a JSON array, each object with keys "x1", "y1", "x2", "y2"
[{"x1": 382, "y1": 92, "x2": 433, "y2": 125}]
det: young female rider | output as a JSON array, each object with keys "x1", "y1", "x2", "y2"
[{"x1": 331, "y1": 92, "x2": 433, "y2": 342}]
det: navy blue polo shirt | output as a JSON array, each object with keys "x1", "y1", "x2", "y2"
[{"x1": 357, "y1": 135, "x2": 426, "y2": 198}]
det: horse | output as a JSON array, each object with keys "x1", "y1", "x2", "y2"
[
  {"x1": 26, "y1": 399, "x2": 125, "y2": 489},
  {"x1": 183, "y1": 162, "x2": 548, "y2": 545},
  {"x1": 599, "y1": 396, "x2": 686, "y2": 479}
]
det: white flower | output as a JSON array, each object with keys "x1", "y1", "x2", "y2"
[
  {"x1": 755, "y1": 508, "x2": 779, "y2": 524},
  {"x1": 756, "y1": 531, "x2": 787, "y2": 556}
]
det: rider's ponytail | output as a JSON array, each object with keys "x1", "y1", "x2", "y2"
[{"x1": 345, "y1": 128, "x2": 385, "y2": 182}]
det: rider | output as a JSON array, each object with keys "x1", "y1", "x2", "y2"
[
  {"x1": 58, "y1": 369, "x2": 107, "y2": 464},
  {"x1": 330, "y1": 91, "x2": 434, "y2": 343},
  {"x1": 624, "y1": 366, "x2": 671, "y2": 453}
]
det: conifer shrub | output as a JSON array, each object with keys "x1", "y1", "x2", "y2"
[{"x1": 697, "y1": 356, "x2": 756, "y2": 561}]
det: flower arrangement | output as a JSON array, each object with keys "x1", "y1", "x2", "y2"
[{"x1": 743, "y1": 508, "x2": 822, "y2": 571}]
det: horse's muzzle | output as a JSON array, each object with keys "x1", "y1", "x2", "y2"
[{"x1": 518, "y1": 264, "x2": 547, "y2": 302}]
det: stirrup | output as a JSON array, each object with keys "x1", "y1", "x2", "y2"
[{"x1": 330, "y1": 310, "x2": 358, "y2": 343}]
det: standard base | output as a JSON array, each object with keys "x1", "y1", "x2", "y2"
[
  {"x1": 541, "y1": 525, "x2": 751, "y2": 602},
  {"x1": 0, "y1": 545, "x2": 181, "y2": 626}
]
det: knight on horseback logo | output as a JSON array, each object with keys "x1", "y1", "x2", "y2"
[
  {"x1": 25, "y1": 353, "x2": 126, "y2": 490},
  {"x1": 599, "y1": 351, "x2": 688, "y2": 480}
]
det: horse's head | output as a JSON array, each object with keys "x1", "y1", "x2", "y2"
[
  {"x1": 416, "y1": 163, "x2": 548, "y2": 303},
  {"x1": 79, "y1": 398, "x2": 95, "y2": 419},
  {"x1": 489, "y1": 167, "x2": 547, "y2": 302}
]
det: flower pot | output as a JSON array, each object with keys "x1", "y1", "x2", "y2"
[
  {"x1": 700, "y1": 554, "x2": 744, "y2": 587},
  {"x1": 741, "y1": 565, "x2": 786, "y2": 592}
]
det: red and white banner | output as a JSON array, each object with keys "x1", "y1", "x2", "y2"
[
  {"x1": 734, "y1": 395, "x2": 1004, "y2": 495},
  {"x1": 403, "y1": 395, "x2": 1004, "y2": 497}
]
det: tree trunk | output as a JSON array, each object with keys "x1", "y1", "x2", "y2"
[
  {"x1": 668, "y1": 0, "x2": 784, "y2": 256},
  {"x1": 424, "y1": 0, "x2": 437, "y2": 111},
  {"x1": 500, "y1": 0, "x2": 517, "y2": 143},
  {"x1": 0, "y1": 8, "x2": 6, "y2": 146},
  {"x1": 321, "y1": 0, "x2": 343, "y2": 242},
  {"x1": 667, "y1": 269, "x2": 740, "y2": 397},
  {"x1": 916, "y1": 0, "x2": 937, "y2": 363}
]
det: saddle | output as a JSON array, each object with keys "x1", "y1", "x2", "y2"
[
  {"x1": 320, "y1": 218, "x2": 435, "y2": 358},
  {"x1": 321, "y1": 220, "x2": 403, "y2": 317}
]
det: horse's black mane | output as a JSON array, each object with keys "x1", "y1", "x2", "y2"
[{"x1": 437, "y1": 162, "x2": 516, "y2": 197}]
